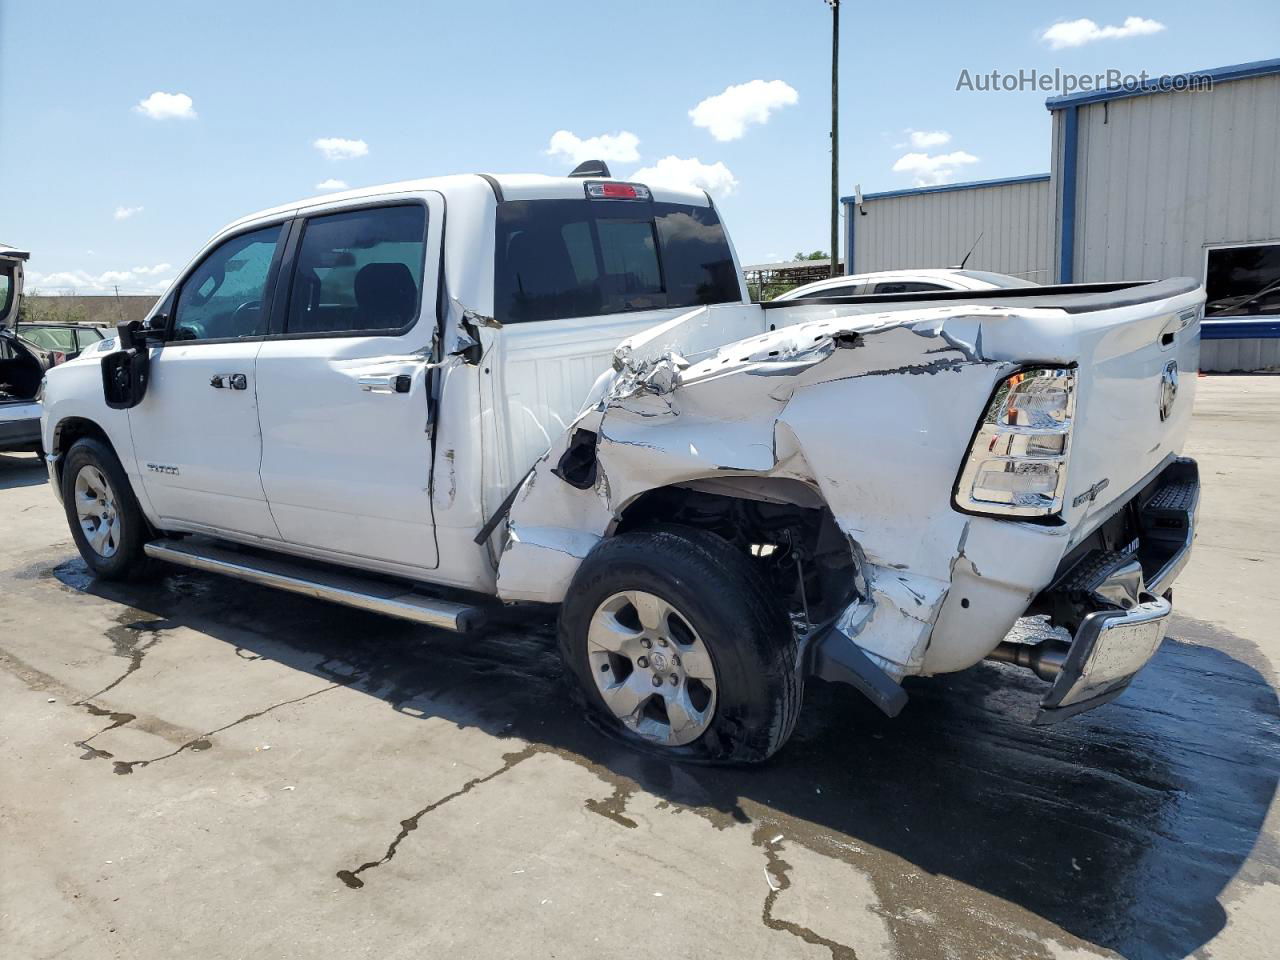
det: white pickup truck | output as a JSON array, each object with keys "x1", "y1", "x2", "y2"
[{"x1": 40, "y1": 167, "x2": 1203, "y2": 762}]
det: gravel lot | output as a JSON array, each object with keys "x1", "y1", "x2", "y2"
[{"x1": 2, "y1": 375, "x2": 1277, "y2": 960}]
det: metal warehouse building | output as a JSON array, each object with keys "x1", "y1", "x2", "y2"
[{"x1": 843, "y1": 59, "x2": 1280, "y2": 371}]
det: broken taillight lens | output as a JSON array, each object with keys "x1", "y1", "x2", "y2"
[{"x1": 954, "y1": 367, "x2": 1076, "y2": 518}]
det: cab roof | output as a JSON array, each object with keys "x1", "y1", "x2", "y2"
[{"x1": 224, "y1": 173, "x2": 710, "y2": 234}]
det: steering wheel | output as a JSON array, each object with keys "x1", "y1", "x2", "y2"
[
  {"x1": 230, "y1": 299, "x2": 262, "y2": 334},
  {"x1": 173, "y1": 321, "x2": 206, "y2": 342}
]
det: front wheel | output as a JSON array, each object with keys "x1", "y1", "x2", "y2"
[
  {"x1": 558, "y1": 525, "x2": 802, "y2": 764},
  {"x1": 61, "y1": 438, "x2": 150, "y2": 580}
]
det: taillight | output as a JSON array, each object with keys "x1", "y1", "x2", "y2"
[
  {"x1": 585, "y1": 181, "x2": 651, "y2": 200},
  {"x1": 954, "y1": 367, "x2": 1076, "y2": 518},
  {"x1": 52, "y1": 351, "x2": 67, "y2": 365}
]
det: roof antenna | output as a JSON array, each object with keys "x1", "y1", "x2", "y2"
[
  {"x1": 569, "y1": 160, "x2": 611, "y2": 178},
  {"x1": 954, "y1": 231, "x2": 984, "y2": 269}
]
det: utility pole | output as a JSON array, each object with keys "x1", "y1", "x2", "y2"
[{"x1": 828, "y1": 0, "x2": 840, "y2": 277}]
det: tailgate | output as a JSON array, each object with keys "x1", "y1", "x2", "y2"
[{"x1": 1060, "y1": 284, "x2": 1205, "y2": 541}]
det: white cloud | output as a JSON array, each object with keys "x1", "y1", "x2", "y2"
[
  {"x1": 892, "y1": 150, "x2": 979, "y2": 186},
  {"x1": 134, "y1": 91, "x2": 196, "y2": 120},
  {"x1": 1041, "y1": 16, "x2": 1165, "y2": 49},
  {"x1": 907, "y1": 130, "x2": 951, "y2": 149},
  {"x1": 546, "y1": 130, "x2": 641, "y2": 167},
  {"x1": 629, "y1": 156, "x2": 738, "y2": 197},
  {"x1": 315, "y1": 179, "x2": 349, "y2": 191},
  {"x1": 26, "y1": 263, "x2": 176, "y2": 295},
  {"x1": 689, "y1": 79, "x2": 798, "y2": 141},
  {"x1": 313, "y1": 137, "x2": 369, "y2": 161},
  {"x1": 114, "y1": 205, "x2": 143, "y2": 220}
]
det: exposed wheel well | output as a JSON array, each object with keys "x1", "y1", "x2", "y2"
[
  {"x1": 614, "y1": 481, "x2": 859, "y2": 626},
  {"x1": 50, "y1": 417, "x2": 114, "y2": 483}
]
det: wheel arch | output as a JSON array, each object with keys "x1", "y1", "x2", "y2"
[{"x1": 49, "y1": 416, "x2": 115, "y2": 483}]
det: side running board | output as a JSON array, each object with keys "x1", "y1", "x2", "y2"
[{"x1": 144, "y1": 539, "x2": 485, "y2": 632}]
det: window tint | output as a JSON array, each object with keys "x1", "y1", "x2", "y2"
[
  {"x1": 653, "y1": 204, "x2": 740, "y2": 307},
  {"x1": 796, "y1": 283, "x2": 859, "y2": 299},
  {"x1": 1206, "y1": 244, "x2": 1280, "y2": 318},
  {"x1": 173, "y1": 224, "x2": 283, "y2": 341},
  {"x1": 495, "y1": 199, "x2": 739, "y2": 323},
  {"x1": 873, "y1": 281, "x2": 949, "y2": 294},
  {"x1": 286, "y1": 205, "x2": 427, "y2": 335}
]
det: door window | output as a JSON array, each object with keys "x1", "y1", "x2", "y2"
[
  {"x1": 1205, "y1": 244, "x2": 1280, "y2": 317},
  {"x1": 172, "y1": 224, "x2": 283, "y2": 341},
  {"x1": 285, "y1": 204, "x2": 427, "y2": 335}
]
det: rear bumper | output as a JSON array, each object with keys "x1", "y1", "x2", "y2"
[
  {"x1": 998, "y1": 457, "x2": 1199, "y2": 723},
  {"x1": 1035, "y1": 593, "x2": 1171, "y2": 723}
]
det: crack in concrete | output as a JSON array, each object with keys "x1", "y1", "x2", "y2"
[
  {"x1": 111, "y1": 683, "x2": 340, "y2": 775},
  {"x1": 74, "y1": 704, "x2": 137, "y2": 760},
  {"x1": 336, "y1": 745, "x2": 538, "y2": 889},
  {"x1": 756, "y1": 826, "x2": 859, "y2": 960},
  {"x1": 75, "y1": 617, "x2": 173, "y2": 704}
]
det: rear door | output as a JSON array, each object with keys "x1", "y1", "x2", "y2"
[
  {"x1": 129, "y1": 220, "x2": 288, "y2": 538},
  {"x1": 255, "y1": 196, "x2": 442, "y2": 574},
  {"x1": 484, "y1": 193, "x2": 743, "y2": 495}
]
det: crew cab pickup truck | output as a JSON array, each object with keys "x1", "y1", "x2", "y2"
[{"x1": 40, "y1": 168, "x2": 1203, "y2": 762}]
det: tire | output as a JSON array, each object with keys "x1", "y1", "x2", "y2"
[
  {"x1": 61, "y1": 437, "x2": 150, "y2": 580},
  {"x1": 558, "y1": 525, "x2": 802, "y2": 764}
]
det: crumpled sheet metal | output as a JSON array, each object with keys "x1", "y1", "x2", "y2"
[{"x1": 498, "y1": 303, "x2": 1020, "y2": 676}]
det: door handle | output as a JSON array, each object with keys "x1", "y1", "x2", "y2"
[
  {"x1": 359, "y1": 374, "x2": 411, "y2": 394},
  {"x1": 210, "y1": 373, "x2": 248, "y2": 390}
]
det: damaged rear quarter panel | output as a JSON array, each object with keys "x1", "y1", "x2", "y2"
[{"x1": 498, "y1": 304, "x2": 1071, "y2": 676}]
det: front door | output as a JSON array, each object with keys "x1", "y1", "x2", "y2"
[
  {"x1": 255, "y1": 197, "x2": 441, "y2": 574},
  {"x1": 129, "y1": 221, "x2": 287, "y2": 539}
]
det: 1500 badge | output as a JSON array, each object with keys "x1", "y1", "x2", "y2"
[
  {"x1": 1072, "y1": 477, "x2": 1110, "y2": 508},
  {"x1": 146, "y1": 463, "x2": 179, "y2": 476}
]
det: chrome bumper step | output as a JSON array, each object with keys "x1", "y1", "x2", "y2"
[{"x1": 144, "y1": 539, "x2": 485, "y2": 632}]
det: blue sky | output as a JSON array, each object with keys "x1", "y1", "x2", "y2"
[{"x1": 2, "y1": 0, "x2": 1276, "y2": 293}]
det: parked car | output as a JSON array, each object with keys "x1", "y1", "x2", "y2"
[
  {"x1": 40, "y1": 169, "x2": 1203, "y2": 762},
  {"x1": 0, "y1": 243, "x2": 46, "y2": 454},
  {"x1": 773, "y1": 267, "x2": 1039, "y2": 301},
  {"x1": 18, "y1": 322, "x2": 107, "y2": 363}
]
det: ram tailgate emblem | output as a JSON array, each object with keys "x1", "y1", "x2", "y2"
[{"x1": 1159, "y1": 360, "x2": 1178, "y2": 422}]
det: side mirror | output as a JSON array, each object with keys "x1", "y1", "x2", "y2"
[{"x1": 104, "y1": 320, "x2": 152, "y2": 409}]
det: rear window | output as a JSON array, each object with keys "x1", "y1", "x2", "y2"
[
  {"x1": 0, "y1": 268, "x2": 12, "y2": 319},
  {"x1": 495, "y1": 199, "x2": 740, "y2": 324},
  {"x1": 21, "y1": 326, "x2": 78, "y2": 351}
]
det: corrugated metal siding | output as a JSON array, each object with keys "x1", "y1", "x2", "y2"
[
  {"x1": 853, "y1": 179, "x2": 1053, "y2": 283},
  {"x1": 1062, "y1": 72, "x2": 1280, "y2": 369}
]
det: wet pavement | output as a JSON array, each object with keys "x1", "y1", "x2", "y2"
[{"x1": 2, "y1": 376, "x2": 1279, "y2": 960}]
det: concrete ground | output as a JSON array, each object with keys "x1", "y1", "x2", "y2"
[{"x1": 2, "y1": 375, "x2": 1277, "y2": 960}]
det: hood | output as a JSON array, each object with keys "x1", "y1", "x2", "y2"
[{"x1": 0, "y1": 244, "x2": 31, "y2": 334}]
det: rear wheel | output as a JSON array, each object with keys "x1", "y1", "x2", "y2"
[
  {"x1": 61, "y1": 438, "x2": 150, "y2": 580},
  {"x1": 559, "y1": 525, "x2": 802, "y2": 764}
]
